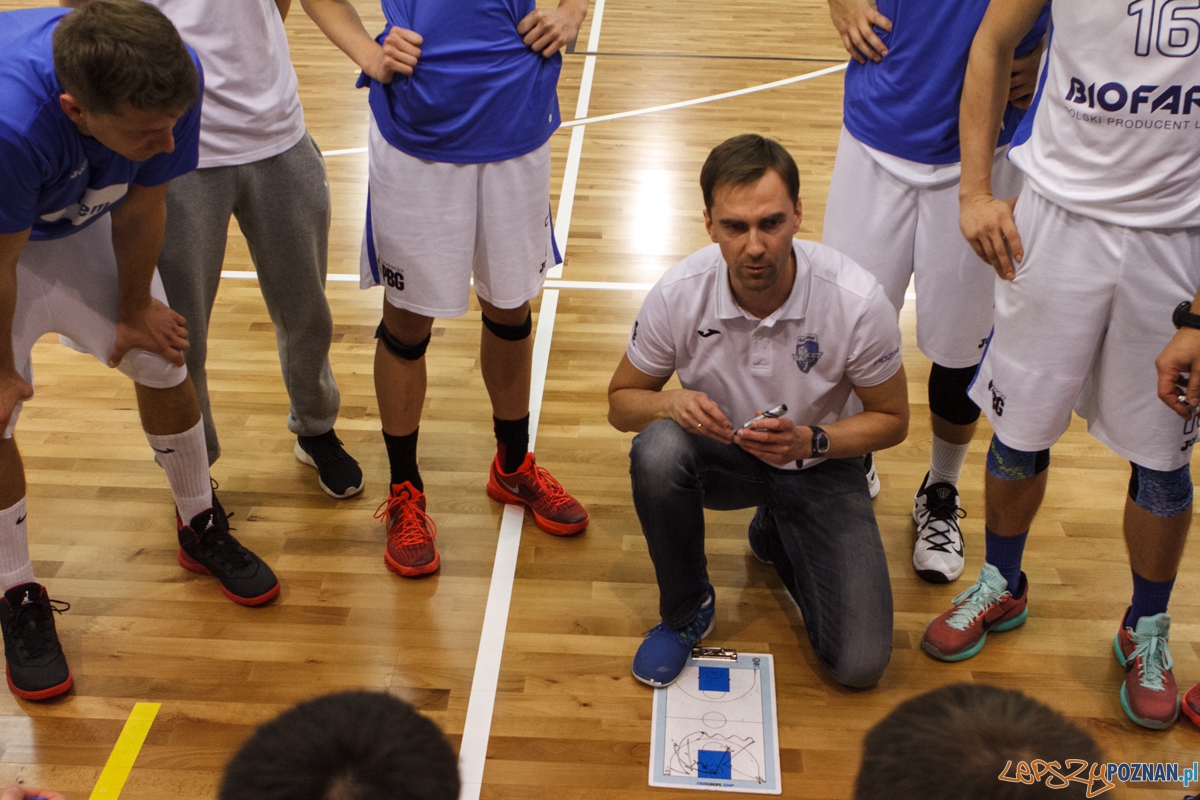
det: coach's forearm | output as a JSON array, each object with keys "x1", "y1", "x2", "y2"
[
  {"x1": 824, "y1": 366, "x2": 909, "y2": 457},
  {"x1": 608, "y1": 387, "x2": 679, "y2": 433},
  {"x1": 818, "y1": 409, "x2": 908, "y2": 459}
]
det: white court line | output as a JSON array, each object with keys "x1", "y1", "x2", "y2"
[
  {"x1": 315, "y1": 60, "x2": 847, "y2": 159},
  {"x1": 456, "y1": 3, "x2": 604, "y2": 798},
  {"x1": 558, "y1": 61, "x2": 847, "y2": 128}
]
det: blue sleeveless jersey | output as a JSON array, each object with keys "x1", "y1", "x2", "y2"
[
  {"x1": 0, "y1": 8, "x2": 203, "y2": 241},
  {"x1": 364, "y1": 0, "x2": 562, "y2": 164},
  {"x1": 842, "y1": 0, "x2": 1049, "y2": 165}
]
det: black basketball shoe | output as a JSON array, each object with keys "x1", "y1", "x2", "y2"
[
  {"x1": 177, "y1": 495, "x2": 280, "y2": 606},
  {"x1": 0, "y1": 582, "x2": 72, "y2": 700}
]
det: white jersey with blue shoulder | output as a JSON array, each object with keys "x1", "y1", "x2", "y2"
[{"x1": 1010, "y1": 0, "x2": 1200, "y2": 227}]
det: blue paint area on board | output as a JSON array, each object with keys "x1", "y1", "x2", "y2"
[
  {"x1": 697, "y1": 749, "x2": 733, "y2": 779},
  {"x1": 698, "y1": 667, "x2": 729, "y2": 692}
]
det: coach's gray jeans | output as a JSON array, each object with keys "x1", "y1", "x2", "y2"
[
  {"x1": 158, "y1": 134, "x2": 339, "y2": 464},
  {"x1": 630, "y1": 419, "x2": 894, "y2": 689}
]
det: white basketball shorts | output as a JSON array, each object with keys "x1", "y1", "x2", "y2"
[
  {"x1": 968, "y1": 186, "x2": 1200, "y2": 471},
  {"x1": 7, "y1": 214, "x2": 187, "y2": 438},
  {"x1": 360, "y1": 117, "x2": 556, "y2": 318},
  {"x1": 823, "y1": 127, "x2": 1023, "y2": 368}
]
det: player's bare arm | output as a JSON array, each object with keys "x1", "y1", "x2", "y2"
[
  {"x1": 301, "y1": 0, "x2": 422, "y2": 82},
  {"x1": 734, "y1": 366, "x2": 909, "y2": 465},
  {"x1": 518, "y1": 0, "x2": 588, "y2": 58},
  {"x1": 274, "y1": 0, "x2": 292, "y2": 22},
  {"x1": 107, "y1": 182, "x2": 188, "y2": 368},
  {"x1": 827, "y1": 0, "x2": 892, "y2": 65},
  {"x1": 1156, "y1": 286, "x2": 1200, "y2": 418},
  {"x1": 959, "y1": 0, "x2": 1048, "y2": 281},
  {"x1": 0, "y1": 230, "x2": 34, "y2": 432},
  {"x1": 607, "y1": 354, "x2": 735, "y2": 444}
]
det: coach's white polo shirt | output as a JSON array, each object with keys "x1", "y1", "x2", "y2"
[{"x1": 626, "y1": 240, "x2": 902, "y2": 470}]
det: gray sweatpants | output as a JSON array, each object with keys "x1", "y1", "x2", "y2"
[{"x1": 158, "y1": 133, "x2": 340, "y2": 465}]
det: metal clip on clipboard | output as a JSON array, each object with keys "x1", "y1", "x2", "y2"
[{"x1": 691, "y1": 646, "x2": 738, "y2": 661}]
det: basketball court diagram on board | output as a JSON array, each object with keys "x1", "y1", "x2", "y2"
[{"x1": 650, "y1": 649, "x2": 782, "y2": 794}]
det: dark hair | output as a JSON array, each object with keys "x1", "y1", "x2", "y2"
[
  {"x1": 53, "y1": 0, "x2": 198, "y2": 115},
  {"x1": 853, "y1": 684, "x2": 1103, "y2": 800},
  {"x1": 699, "y1": 134, "x2": 800, "y2": 212},
  {"x1": 219, "y1": 691, "x2": 460, "y2": 800}
]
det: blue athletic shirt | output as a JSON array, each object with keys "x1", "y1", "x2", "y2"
[
  {"x1": 362, "y1": 0, "x2": 562, "y2": 164},
  {"x1": 0, "y1": 8, "x2": 203, "y2": 242},
  {"x1": 842, "y1": 1, "x2": 1050, "y2": 165}
]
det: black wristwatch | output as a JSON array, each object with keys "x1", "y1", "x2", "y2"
[
  {"x1": 810, "y1": 425, "x2": 830, "y2": 457},
  {"x1": 1174, "y1": 301, "x2": 1200, "y2": 330}
]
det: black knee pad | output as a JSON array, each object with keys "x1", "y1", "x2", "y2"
[
  {"x1": 375, "y1": 321, "x2": 431, "y2": 361},
  {"x1": 928, "y1": 363, "x2": 982, "y2": 426},
  {"x1": 482, "y1": 310, "x2": 532, "y2": 342}
]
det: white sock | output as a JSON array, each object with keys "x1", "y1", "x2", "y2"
[
  {"x1": 929, "y1": 435, "x2": 971, "y2": 487},
  {"x1": 0, "y1": 498, "x2": 35, "y2": 591},
  {"x1": 146, "y1": 419, "x2": 212, "y2": 523}
]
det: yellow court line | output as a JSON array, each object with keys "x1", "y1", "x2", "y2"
[{"x1": 88, "y1": 703, "x2": 160, "y2": 800}]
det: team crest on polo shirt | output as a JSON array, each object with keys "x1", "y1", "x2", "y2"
[{"x1": 793, "y1": 334, "x2": 822, "y2": 374}]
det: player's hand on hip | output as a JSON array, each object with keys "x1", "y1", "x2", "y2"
[
  {"x1": 381, "y1": 26, "x2": 422, "y2": 77},
  {"x1": 960, "y1": 193, "x2": 1023, "y2": 281},
  {"x1": 0, "y1": 369, "x2": 34, "y2": 434},
  {"x1": 518, "y1": 4, "x2": 585, "y2": 57},
  {"x1": 1, "y1": 783, "x2": 66, "y2": 800},
  {"x1": 1009, "y1": 47, "x2": 1043, "y2": 110},
  {"x1": 109, "y1": 298, "x2": 188, "y2": 368},
  {"x1": 1155, "y1": 328, "x2": 1200, "y2": 418},
  {"x1": 828, "y1": 0, "x2": 891, "y2": 64},
  {"x1": 671, "y1": 391, "x2": 734, "y2": 444},
  {"x1": 735, "y1": 417, "x2": 806, "y2": 465}
]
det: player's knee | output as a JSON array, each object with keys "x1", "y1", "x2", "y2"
[
  {"x1": 985, "y1": 435, "x2": 1050, "y2": 482},
  {"x1": 1129, "y1": 462, "x2": 1192, "y2": 518},
  {"x1": 928, "y1": 363, "x2": 981, "y2": 426},
  {"x1": 116, "y1": 351, "x2": 188, "y2": 389},
  {"x1": 375, "y1": 320, "x2": 431, "y2": 361},
  {"x1": 481, "y1": 309, "x2": 532, "y2": 342}
]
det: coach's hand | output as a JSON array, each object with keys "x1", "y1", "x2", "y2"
[
  {"x1": 366, "y1": 26, "x2": 422, "y2": 81},
  {"x1": 828, "y1": 0, "x2": 892, "y2": 64},
  {"x1": 735, "y1": 416, "x2": 808, "y2": 465},
  {"x1": 0, "y1": 783, "x2": 65, "y2": 800},
  {"x1": 1156, "y1": 327, "x2": 1200, "y2": 418},
  {"x1": 670, "y1": 391, "x2": 734, "y2": 444},
  {"x1": 960, "y1": 193, "x2": 1023, "y2": 280},
  {"x1": 1009, "y1": 47, "x2": 1042, "y2": 110},
  {"x1": 109, "y1": 298, "x2": 188, "y2": 369},
  {"x1": 0, "y1": 369, "x2": 33, "y2": 434},
  {"x1": 518, "y1": 0, "x2": 586, "y2": 57}
]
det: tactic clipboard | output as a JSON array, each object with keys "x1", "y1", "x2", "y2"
[{"x1": 649, "y1": 648, "x2": 781, "y2": 794}]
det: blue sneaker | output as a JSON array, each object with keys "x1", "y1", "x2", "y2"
[
  {"x1": 632, "y1": 589, "x2": 716, "y2": 687},
  {"x1": 747, "y1": 506, "x2": 773, "y2": 564}
]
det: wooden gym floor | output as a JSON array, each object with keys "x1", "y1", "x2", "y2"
[{"x1": 0, "y1": 1, "x2": 1196, "y2": 797}]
